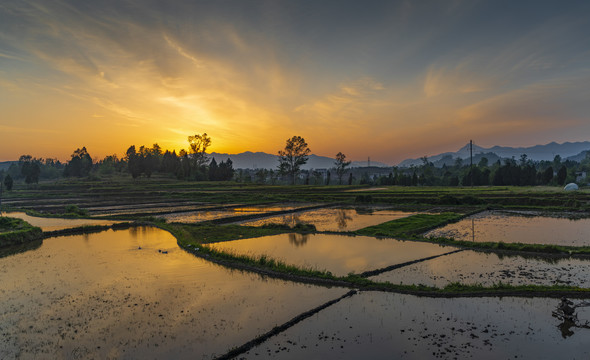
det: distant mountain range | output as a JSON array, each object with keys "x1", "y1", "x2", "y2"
[
  {"x1": 398, "y1": 141, "x2": 590, "y2": 168},
  {"x1": 3, "y1": 141, "x2": 589, "y2": 171},
  {"x1": 209, "y1": 152, "x2": 389, "y2": 170}
]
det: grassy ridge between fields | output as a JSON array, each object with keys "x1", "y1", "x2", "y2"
[
  {"x1": 0, "y1": 217, "x2": 42, "y2": 247},
  {"x1": 161, "y1": 221, "x2": 590, "y2": 297},
  {"x1": 356, "y1": 212, "x2": 590, "y2": 255}
]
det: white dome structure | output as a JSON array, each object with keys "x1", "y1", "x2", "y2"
[{"x1": 564, "y1": 183, "x2": 579, "y2": 191}]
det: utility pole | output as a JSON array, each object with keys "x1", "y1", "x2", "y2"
[
  {"x1": 0, "y1": 181, "x2": 3, "y2": 216},
  {"x1": 368, "y1": 157, "x2": 371, "y2": 168},
  {"x1": 470, "y1": 139, "x2": 473, "y2": 187}
]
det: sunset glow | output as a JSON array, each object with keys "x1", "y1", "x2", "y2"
[{"x1": 1, "y1": 1, "x2": 589, "y2": 163}]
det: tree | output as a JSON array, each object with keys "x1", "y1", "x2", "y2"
[
  {"x1": 334, "y1": 152, "x2": 351, "y2": 185},
  {"x1": 542, "y1": 166, "x2": 553, "y2": 184},
  {"x1": 557, "y1": 165, "x2": 567, "y2": 185},
  {"x1": 478, "y1": 157, "x2": 489, "y2": 168},
  {"x1": 209, "y1": 158, "x2": 219, "y2": 181},
  {"x1": 19, "y1": 155, "x2": 41, "y2": 184},
  {"x1": 218, "y1": 158, "x2": 234, "y2": 181},
  {"x1": 126, "y1": 146, "x2": 142, "y2": 179},
  {"x1": 188, "y1": 133, "x2": 212, "y2": 170},
  {"x1": 4, "y1": 174, "x2": 13, "y2": 191},
  {"x1": 63, "y1": 147, "x2": 92, "y2": 177},
  {"x1": 277, "y1": 135, "x2": 310, "y2": 185}
]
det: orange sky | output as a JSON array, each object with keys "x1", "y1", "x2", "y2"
[{"x1": 1, "y1": 1, "x2": 590, "y2": 164}]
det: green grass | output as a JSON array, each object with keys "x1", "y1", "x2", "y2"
[
  {"x1": 423, "y1": 236, "x2": 590, "y2": 255},
  {"x1": 160, "y1": 222, "x2": 299, "y2": 245},
  {"x1": 160, "y1": 221, "x2": 590, "y2": 296},
  {"x1": 355, "y1": 211, "x2": 590, "y2": 256},
  {"x1": 0, "y1": 216, "x2": 43, "y2": 247},
  {"x1": 356, "y1": 212, "x2": 468, "y2": 237}
]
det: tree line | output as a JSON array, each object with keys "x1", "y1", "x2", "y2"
[
  {"x1": 2, "y1": 134, "x2": 589, "y2": 188},
  {"x1": 370, "y1": 154, "x2": 582, "y2": 187}
]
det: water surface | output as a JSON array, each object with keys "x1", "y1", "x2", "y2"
[
  {"x1": 207, "y1": 233, "x2": 455, "y2": 276},
  {"x1": 426, "y1": 211, "x2": 590, "y2": 246},
  {"x1": 0, "y1": 227, "x2": 344, "y2": 359},
  {"x1": 245, "y1": 292, "x2": 590, "y2": 359},
  {"x1": 241, "y1": 208, "x2": 415, "y2": 232},
  {"x1": 1, "y1": 211, "x2": 118, "y2": 231},
  {"x1": 160, "y1": 204, "x2": 305, "y2": 223},
  {"x1": 371, "y1": 250, "x2": 590, "y2": 287}
]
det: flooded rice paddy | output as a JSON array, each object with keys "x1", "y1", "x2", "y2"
[
  {"x1": 0, "y1": 212, "x2": 118, "y2": 231},
  {"x1": 241, "y1": 208, "x2": 415, "y2": 232},
  {"x1": 207, "y1": 234, "x2": 455, "y2": 276},
  {"x1": 426, "y1": 210, "x2": 590, "y2": 246},
  {"x1": 370, "y1": 250, "x2": 590, "y2": 287},
  {"x1": 159, "y1": 204, "x2": 308, "y2": 223},
  {"x1": 0, "y1": 227, "x2": 345, "y2": 359},
  {"x1": 244, "y1": 292, "x2": 590, "y2": 359},
  {"x1": 3, "y1": 205, "x2": 590, "y2": 359}
]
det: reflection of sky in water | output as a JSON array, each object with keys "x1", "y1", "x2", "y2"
[
  {"x1": 242, "y1": 208, "x2": 415, "y2": 231},
  {"x1": 160, "y1": 205, "x2": 306, "y2": 223},
  {"x1": 426, "y1": 211, "x2": 590, "y2": 246},
  {"x1": 246, "y1": 292, "x2": 590, "y2": 359},
  {"x1": 371, "y1": 250, "x2": 590, "y2": 287},
  {"x1": 0, "y1": 227, "x2": 344, "y2": 359},
  {"x1": 1, "y1": 211, "x2": 118, "y2": 231},
  {"x1": 208, "y1": 233, "x2": 454, "y2": 276}
]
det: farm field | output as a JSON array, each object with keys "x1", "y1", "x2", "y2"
[{"x1": 2, "y1": 179, "x2": 590, "y2": 358}]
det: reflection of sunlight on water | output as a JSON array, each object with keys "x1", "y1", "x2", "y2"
[
  {"x1": 209, "y1": 233, "x2": 452, "y2": 276},
  {"x1": 0, "y1": 227, "x2": 343, "y2": 359},
  {"x1": 242, "y1": 208, "x2": 415, "y2": 232},
  {"x1": 427, "y1": 211, "x2": 590, "y2": 246},
  {"x1": 371, "y1": 249, "x2": 590, "y2": 287},
  {"x1": 0, "y1": 211, "x2": 118, "y2": 231}
]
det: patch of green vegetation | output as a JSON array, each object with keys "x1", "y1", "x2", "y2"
[
  {"x1": 162, "y1": 221, "x2": 590, "y2": 296},
  {"x1": 356, "y1": 212, "x2": 467, "y2": 237},
  {"x1": 0, "y1": 217, "x2": 43, "y2": 247},
  {"x1": 161, "y1": 222, "x2": 295, "y2": 245},
  {"x1": 421, "y1": 235, "x2": 590, "y2": 256},
  {"x1": 355, "y1": 210, "x2": 590, "y2": 256},
  {"x1": 440, "y1": 282, "x2": 590, "y2": 294},
  {"x1": 64, "y1": 205, "x2": 89, "y2": 217}
]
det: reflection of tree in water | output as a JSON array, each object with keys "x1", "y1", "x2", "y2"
[
  {"x1": 336, "y1": 209, "x2": 353, "y2": 230},
  {"x1": 0, "y1": 240, "x2": 42, "y2": 259},
  {"x1": 552, "y1": 297, "x2": 590, "y2": 338},
  {"x1": 354, "y1": 207, "x2": 374, "y2": 215},
  {"x1": 282, "y1": 214, "x2": 311, "y2": 229},
  {"x1": 288, "y1": 233, "x2": 309, "y2": 247},
  {"x1": 129, "y1": 226, "x2": 139, "y2": 238}
]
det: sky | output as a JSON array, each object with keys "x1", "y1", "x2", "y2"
[{"x1": 1, "y1": 0, "x2": 590, "y2": 164}]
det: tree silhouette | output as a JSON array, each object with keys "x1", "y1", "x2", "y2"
[
  {"x1": 63, "y1": 147, "x2": 92, "y2": 177},
  {"x1": 278, "y1": 136, "x2": 310, "y2": 185},
  {"x1": 19, "y1": 155, "x2": 41, "y2": 184},
  {"x1": 4, "y1": 174, "x2": 13, "y2": 190},
  {"x1": 334, "y1": 152, "x2": 351, "y2": 185},
  {"x1": 126, "y1": 146, "x2": 141, "y2": 179},
  {"x1": 557, "y1": 165, "x2": 567, "y2": 185},
  {"x1": 188, "y1": 133, "x2": 211, "y2": 170}
]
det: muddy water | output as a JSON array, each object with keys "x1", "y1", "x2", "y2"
[
  {"x1": 207, "y1": 234, "x2": 455, "y2": 276},
  {"x1": 241, "y1": 208, "x2": 415, "y2": 232},
  {"x1": 159, "y1": 205, "x2": 303, "y2": 223},
  {"x1": 371, "y1": 250, "x2": 590, "y2": 287},
  {"x1": 0, "y1": 227, "x2": 344, "y2": 359},
  {"x1": 426, "y1": 211, "x2": 590, "y2": 246},
  {"x1": 0, "y1": 211, "x2": 118, "y2": 231},
  {"x1": 245, "y1": 292, "x2": 590, "y2": 359}
]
